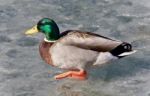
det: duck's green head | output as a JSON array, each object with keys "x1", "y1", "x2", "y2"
[{"x1": 25, "y1": 18, "x2": 60, "y2": 41}]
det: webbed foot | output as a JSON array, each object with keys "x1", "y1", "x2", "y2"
[{"x1": 54, "y1": 70, "x2": 87, "y2": 80}]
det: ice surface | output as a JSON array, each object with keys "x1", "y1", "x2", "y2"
[{"x1": 0, "y1": 0, "x2": 150, "y2": 96}]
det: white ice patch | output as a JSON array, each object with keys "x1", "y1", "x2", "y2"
[{"x1": 0, "y1": 67, "x2": 16, "y2": 74}]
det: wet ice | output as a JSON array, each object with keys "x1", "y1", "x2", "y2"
[{"x1": 0, "y1": 0, "x2": 150, "y2": 96}]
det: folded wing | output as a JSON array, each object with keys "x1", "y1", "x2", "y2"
[{"x1": 58, "y1": 30, "x2": 122, "y2": 52}]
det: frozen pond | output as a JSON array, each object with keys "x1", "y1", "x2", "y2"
[{"x1": 0, "y1": 0, "x2": 150, "y2": 96}]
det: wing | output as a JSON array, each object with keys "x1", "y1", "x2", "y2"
[{"x1": 57, "y1": 30, "x2": 122, "y2": 52}]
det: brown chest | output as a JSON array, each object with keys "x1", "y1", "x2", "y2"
[{"x1": 39, "y1": 41, "x2": 54, "y2": 66}]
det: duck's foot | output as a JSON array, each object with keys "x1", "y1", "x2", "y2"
[{"x1": 54, "y1": 70, "x2": 87, "y2": 80}]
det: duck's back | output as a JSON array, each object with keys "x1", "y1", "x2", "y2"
[{"x1": 58, "y1": 30, "x2": 122, "y2": 52}]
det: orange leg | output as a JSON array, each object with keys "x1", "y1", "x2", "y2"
[{"x1": 54, "y1": 70, "x2": 87, "y2": 80}]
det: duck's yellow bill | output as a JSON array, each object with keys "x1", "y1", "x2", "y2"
[{"x1": 25, "y1": 25, "x2": 39, "y2": 35}]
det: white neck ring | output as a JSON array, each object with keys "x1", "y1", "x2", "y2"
[{"x1": 44, "y1": 38, "x2": 56, "y2": 42}]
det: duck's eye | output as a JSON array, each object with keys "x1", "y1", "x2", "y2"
[{"x1": 38, "y1": 22, "x2": 44, "y2": 26}]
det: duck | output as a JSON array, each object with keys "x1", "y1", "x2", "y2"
[{"x1": 25, "y1": 18, "x2": 136, "y2": 80}]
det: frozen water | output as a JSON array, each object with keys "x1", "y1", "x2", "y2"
[{"x1": 0, "y1": 0, "x2": 150, "y2": 96}]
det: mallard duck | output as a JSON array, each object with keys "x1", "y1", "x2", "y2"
[{"x1": 25, "y1": 18, "x2": 136, "y2": 80}]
